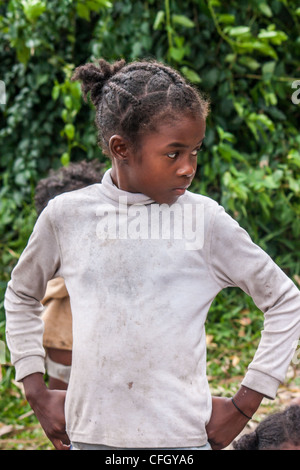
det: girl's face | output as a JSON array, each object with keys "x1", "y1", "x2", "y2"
[{"x1": 112, "y1": 114, "x2": 206, "y2": 205}]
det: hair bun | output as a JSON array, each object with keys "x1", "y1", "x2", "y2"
[{"x1": 71, "y1": 58, "x2": 126, "y2": 106}]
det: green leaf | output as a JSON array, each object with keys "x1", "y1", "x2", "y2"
[
  {"x1": 227, "y1": 26, "x2": 251, "y2": 37},
  {"x1": 76, "y1": 0, "x2": 112, "y2": 18},
  {"x1": 286, "y1": 176, "x2": 300, "y2": 194},
  {"x1": 64, "y1": 124, "x2": 75, "y2": 140},
  {"x1": 258, "y1": 29, "x2": 288, "y2": 45},
  {"x1": 169, "y1": 47, "x2": 185, "y2": 62},
  {"x1": 61, "y1": 109, "x2": 68, "y2": 123},
  {"x1": 64, "y1": 96, "x2": 73, "y2": 110},
  {"x1": 262, "y1": 61, "x2": 276, "y2": 75},
  {"x1": 52, "y1": 85, "x2": 60, "y2": 101},
  {"x1": 153, "y1": 10, "x2": 165, "y2": 30},
  {"x1": 172, "y1": 14, "x2": 195, "y2": 28},
  {"x1": 181, "y1": 67, "x2": 202, "y2": 84},
  {"x1": 258, "y1": 2, "x2": 273, "y2": 17},
  {"x1": 287, "y1": 150, "x2": 300, "y2": 168},
  {"x1": 61, "y1": 152, "x2": 70, "y2": 166},
  {"x1": 218, "y1": 14, "x2": 235, "y2": 24},
  {"x1": 87, "y1": 0, "x2": 113, "y2": 10},
  {"x1": 174, "y1": 36, "x2": 185, "y2": 48},
  {"x1": 247, "y1": 113, "x2": 275, "y2": 138},
  {"x1": 225, "y1": 53, "x2": 236, "y2": 63},
  {"x1": 15, "y1": 42, "x2": 30, "y2": 65},
  {"x1": 238, "y1": 56, "x2": 260, "y2": 71},
  {"x1": 21, "y1": 0, "x2": 46, "y2": 22},
  {"x1": 76, "y1": 3, "x2": 90, "y2": 21},
  {"x1": 239, "y1": 40, "x2": 278, "y2": 59},
  {"x1": 217, "y1": 126, "x2": 236, "y2": 143}
]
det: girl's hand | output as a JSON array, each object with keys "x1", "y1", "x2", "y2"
[
  {"x1": 206, "y1": 396, "x2": 250, "y2": 450},
  {"x1": 23, "y1": 373, "x2": 70, "y2": 450},
  {"x1": 206, "y1": 386, "x2": 264, "y2": 450}
]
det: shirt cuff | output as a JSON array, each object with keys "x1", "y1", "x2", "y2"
[
  {"x1": 241, "y1": 369, "x2": 281, "y2": 400},
  {"x1": 14, "y1": 355, "x2": 45, "y2": 382}
]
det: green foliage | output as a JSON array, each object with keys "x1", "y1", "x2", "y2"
[{"x1": 0, "y1": 0, "x2": 300, "y2": 401}]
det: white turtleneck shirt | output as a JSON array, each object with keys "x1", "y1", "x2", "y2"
[{"x1": 4, "y1": 169, "x2": 300, "y2": 448}]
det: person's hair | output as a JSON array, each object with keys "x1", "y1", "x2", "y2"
[
  {"x1": 34, "y1": 159, "x2": 105, "y2": 215},
  {"x1": 233, "y1": 405, "x2": 300, "y2": 450},
  {"x1": 71, "y1": 58, "x2": 210, "y2": 155}
]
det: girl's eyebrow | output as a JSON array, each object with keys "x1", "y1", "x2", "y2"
[{"x1": 166, "y1": 138, "x2": 205, "y2": 149}]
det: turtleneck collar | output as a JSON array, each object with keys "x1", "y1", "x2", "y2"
[{"x1": 100, "y1": 168, "x2": 155, "y2": 206}]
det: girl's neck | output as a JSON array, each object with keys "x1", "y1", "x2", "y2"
[
  {"x1": 110, "y1": 161, "x2": 133, "y2": 193},
  {"x1": 110, "y1": 163, "x2": 120, "y2": 189},
  {"x1": 101, "y1": 167, "x2": 154, "y2": 206}
]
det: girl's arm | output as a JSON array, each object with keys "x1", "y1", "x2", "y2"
[
  {"x1": 207, "y1": 204, "x2": 300, "y2": 448},
  {"x1": 5, "y1": 200, "x2": 61, "y2": 382},
  {"x1": 209, "y1": 205, "x2": 300, "y2": 400},
  {"x1": 23, "y1": 373, "x2": 70, "y2": 450},
  {"x1": 206, "y1": 386, "x2": 264, "y2": 450},
  {"x1": 4, "y1": 201, "x2": 67, "y2": 449}
]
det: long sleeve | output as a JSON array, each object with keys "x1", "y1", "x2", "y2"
[
  {"x1": 208, "y1": 205, "x2": 300, "y2": 398},
  {"x1": 4, "y1": 200, "x2": 61, "y2": 382}
]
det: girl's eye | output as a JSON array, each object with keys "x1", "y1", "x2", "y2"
[
  {"x1": 167, "y1": 147, "x2": 202, "y2": 159},
  {"x1": 167, "y1": 152, "x2": 178, "y2": 159},
  {"x1": 191, "y1": 147, "x2": 202, "y2": 156}
]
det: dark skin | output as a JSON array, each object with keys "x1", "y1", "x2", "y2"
[
  {"x1": 23, "y1": 373, "x2": 70, "y2": 450},
  {"x1": 22, "y1": 114, "x2": 265, "y2": 450},
  {"x1": 109, "y1": 116, "x2": 205, "y2": 205}
]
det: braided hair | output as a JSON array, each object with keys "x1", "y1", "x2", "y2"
[
  {"x1": 233, "y1": 405, "x2": 300, "y2": 450},
  {"x1": 71, "y1": 58, "x2": 209, "y2": 155}
]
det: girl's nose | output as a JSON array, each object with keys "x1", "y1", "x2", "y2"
[{"x1": 176, "y1": 157, "x2": 196, "y2": 178}]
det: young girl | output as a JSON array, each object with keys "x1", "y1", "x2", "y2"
[{"x1": 4, "y1": 59, "x2": 300, "y2": 451}]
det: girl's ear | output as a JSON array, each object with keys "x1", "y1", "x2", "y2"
[{"x1": 109, "y1": 135, "x2": 131, "y2": 163}]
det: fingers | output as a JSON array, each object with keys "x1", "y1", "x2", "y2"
[
  {"x1": 51, "y1": 432, "x2": 71, "y2": 451},
  {"x1": 47, "y1": 426, "x2": 70, "y2": 450},
  {"x1": 52, "y1": 438, "x2": 71, "y2": 450}
]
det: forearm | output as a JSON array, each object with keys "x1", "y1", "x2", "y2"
[
  {"x1": 5, "y1": 282, "x2": 46, "y2": 381},
  {"x1": 23, "y1": 372, "x2": 48, "y2": 404},
  {"x1": 232, "y1": 385, "x2": 264, "y2": 418},
  {"x1": 206, "y1": 386, "x2": 265, "y2": 450}
]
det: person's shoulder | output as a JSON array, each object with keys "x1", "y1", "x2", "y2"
[
  {"x1": 183, "y1": 190, "x2": 220, "y2": 209},
  {"x1": 51, "y1": 183, "x2": 101, "y2": 207},
  {"x1": 43, "y1": 184, "x2": 102, "y2": 224}
]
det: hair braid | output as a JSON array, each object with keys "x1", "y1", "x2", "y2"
[
  {"x1": 71, "y1": 58, "x2": 126, "y2": 106},
  {"x1": 72, "y1": 58, "x2": 209, "y2": 155},
  {"x1": 106, "y1": 81, "x2": 141, "y2": 107},
  {"x1": 124, "y1": 61, "x2": 184, "y2": 85}
]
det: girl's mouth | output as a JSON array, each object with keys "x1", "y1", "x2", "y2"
[
  {"x1": 172, "y1": 184, "x2": 190, "y2": 195},
  {"x1": 173, "y1": 188, "x2": 186, "y2": 195}
]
